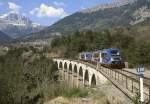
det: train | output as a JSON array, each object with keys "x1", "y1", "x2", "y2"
[{"x1": 78, "y1": 48, "x2": 125, "y2": 69}]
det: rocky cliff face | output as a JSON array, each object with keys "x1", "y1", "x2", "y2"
[
  {"x1": 0, "y1": 13, "x2": 44, "y2": 39},
  {"x1": 80, "y1": 0, "x2": 137, "y2": 13}
]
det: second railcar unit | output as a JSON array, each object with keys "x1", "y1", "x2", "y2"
[{"x1": 79, "y1": 52, "x2": 93, "y2": 61}]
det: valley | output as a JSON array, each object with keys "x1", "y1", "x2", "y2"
[{"x1": 0, "y1": 0, "x2": 150, "y2": 104}]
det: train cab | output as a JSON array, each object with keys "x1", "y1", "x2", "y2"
[
  {"x1": 101, "y1": 48, "x2": 124, "y2": 68},
  {"x1": 101, "y1": 48, "x2": 121, "y2": 64}
]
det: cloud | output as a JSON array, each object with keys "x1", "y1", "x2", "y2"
[
  {"x1": 22, "y1": 13, "x2": 27, "y2": 16},
  {"x1": 81, "y1": 6, "x2": 86, "y2": 10},
  {"x1": 8, "y1": 2, "x2": 21, "y2": 13},
  {"x1": 30, "y1": 4, "x2": 68, "y2": 18},
  {"x1": 0, "y1": 2, "x2": 4, "y2": 6},
  {"x1": 53, "y1": 1, "x2": 66, "y2": 7}
]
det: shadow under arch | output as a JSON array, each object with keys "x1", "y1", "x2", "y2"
[
  {"x1": 74, "y1": 65, "x2": 77, "y2": 73},
  {"x1": 79, "y1": 67, "x2": 83, "y2": 77},
  {"x1": 64, "y1": 62, "x2": 67, "y2": 71},
  {"x1": 69, "y1": 63, "x2": 72, "y2": 73},
  {"x1": 91, "y1": 74, "x2": 96, "y2": 87},
  {"x1": 55, "y1": 61, "x2": 58, "y2": 67},
  {"x1": 73, "y1": 64, "x2": 78, "y2": 77},
  {"x1": 59, "y1": 62, "x2": 63, "y2": 69},
  {"x1": 84, "y1": 70, "x2": 89, "y2": 86}
]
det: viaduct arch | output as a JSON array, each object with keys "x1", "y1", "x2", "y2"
[{"x1": 54, "y1": 59, "x2": 107, "y2": 87}]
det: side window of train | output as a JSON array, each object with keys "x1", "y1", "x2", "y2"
[
  {"x1": 81, "y1": 54, "x2": 84, "y2": 59},
  {"x1": 94, "y1": 53, "x2": 99, "y2": 58},
  {"x1": 102, "y1": 53, "x2": 107, "y2": 58}
]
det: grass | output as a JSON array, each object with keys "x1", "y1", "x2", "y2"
[{"x1": 65, "y1": 88, "x2": 89, "y2": 98}]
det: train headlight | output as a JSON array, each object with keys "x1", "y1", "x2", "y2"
[{"x1": 111, "y1": 58, "x2": 114, "y2": 61}]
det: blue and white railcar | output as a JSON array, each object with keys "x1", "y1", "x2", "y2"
[{"x1": 79, "y1": 52, "x2": 93, "y2": 61}]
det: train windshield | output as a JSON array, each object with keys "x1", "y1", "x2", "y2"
[{"x1": 111, "y1": 50, "x2": 120, "y2": 56}]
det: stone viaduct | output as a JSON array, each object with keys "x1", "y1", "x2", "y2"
[
  {"x1": 53, "y1": 58, "x2": 150, "y2": 103},
  {"x1": 53, "y1": 58, "x2": 108, "y2": 87}
]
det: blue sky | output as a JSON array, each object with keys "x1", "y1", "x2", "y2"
[{"x1": 0, "y1": 0, "x2": 116, "y2": 26}]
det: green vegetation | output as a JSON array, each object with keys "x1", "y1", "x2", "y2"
[
  {"x1": 51, "y1": 28, "x2": 150, "y2": 68},
  {"x1": 45, "y1": 88, "x2": 123, "y2": 104},
  {"x1": 0, "y1": 47, "x2": 65, "y2": 104},
  {"x1": 0, "y1": 47, "x2": 104, "y2": 104},
  {"x1": 65, "y1": 88, "x2": 89, "y2": 98},
  {"x1": 133, "y1": 93, "x2": 148, "y2": 104}
]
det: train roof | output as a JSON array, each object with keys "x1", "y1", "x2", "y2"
[
  {"x1": 79, "y1": 48, "x2": 120, "y2": 54},
  {"x1": 93, "y1": 50, "x2": 101, "y2": 53},
  {"x1": 103, "y1": 48, "x2": 120, "y2": 51},
  {"x1": 80, "y1": 52, "x2": 92, "y2": 54},
  {"x1": 93, "y1": 48, "x2": 119, "y2": 52}
]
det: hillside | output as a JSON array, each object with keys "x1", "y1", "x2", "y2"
[
  {"x1": 0, "y1": 31, "x2": 12, "y2": 44},
  {"x1": 22, "y1": 0, "x2": 150, "y2": 40}
]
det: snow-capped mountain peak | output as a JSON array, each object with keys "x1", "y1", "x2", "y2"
[
  {"x1": 0, "y1": 14, "x2": 8, "y2": 19},
  {"x1": 32, "y1": 23, "x2": 41, "y2": 28},
  {"x1": 0, "y1": 13, "x2": 33, "y2": 26},
  {"x1": 0, "y1": 13, "x2": 44, "y2": 38}
]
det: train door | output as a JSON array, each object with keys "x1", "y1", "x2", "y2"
[
  {"x1": 99, "y1": 52, "x2": 102, "y2": 63},
  {"x1": 101, "y1": 52, "x2": 108, "y2": 63},
  {"x1": 93, "y1": 52, "x2": 100, "y2": 62}
]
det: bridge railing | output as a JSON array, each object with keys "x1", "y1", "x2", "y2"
[{"x1": 97, "y1": 63, "x2": 150, "y2": 103}]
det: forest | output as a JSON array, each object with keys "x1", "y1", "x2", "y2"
[
  {"x1": 0, "y1": 47, "x2": 62, "y2": 104},
  {"x1": 51, "y1": 28, "x2": 150, "y2": 68}
]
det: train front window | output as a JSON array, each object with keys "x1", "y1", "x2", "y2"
[
  {"x1": 113, "y1": 57, "x2": 121, "y2": 61},
  {"x1": 111, "y1": 50, "x2": 120, "y2": 56}
]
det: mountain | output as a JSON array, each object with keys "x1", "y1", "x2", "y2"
[
  {"x1": 0, "y1": 13, "x2": 44, "y2": 39},
  {"x1": 22, "y1": 0, "x2": 150, "y2": 40},
  {"x1": 0, "y1": 31, "x2": 12, "y2": 44}
]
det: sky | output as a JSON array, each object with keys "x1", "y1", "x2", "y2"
[{"x1": 0, "y1": 0, "x2": 117, "y2": 26}]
